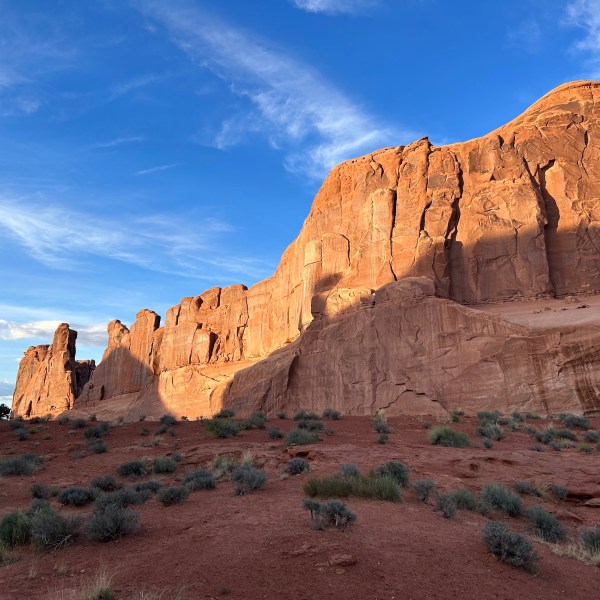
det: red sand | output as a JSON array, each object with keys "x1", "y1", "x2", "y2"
[{"x1": 0, "y1": 415, "x2": 599, "y2": 599}]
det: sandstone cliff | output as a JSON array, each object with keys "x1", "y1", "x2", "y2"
[{"x1": 12, "y1": 80, "x2": 600, "y2": 418}]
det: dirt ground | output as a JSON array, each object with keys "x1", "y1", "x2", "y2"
[{"x1": 0, "y1": 414, "x2": 599, "y2": 600}]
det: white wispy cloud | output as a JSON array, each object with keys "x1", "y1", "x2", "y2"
[
  {"x1": 0, "y1": 320, "x2": 107, "y2": 347},
  {"x1": 137, "y1": 0, "x2": 413, "y2": 179},
  {"x1": 0, "y1": 196, "x2": 272, "y2": 281},
  {"x1": 0, "y1": 380, "x2": 14, "y2": 396},
  {"x1": 93, "y1": 136, "x2": 146, "y2": 148},
  {"x1": 566, "y1": 0, "x2": 600, "y2": 77},
  {"x1": 290, "y1": 0, "x2": 378, "y2": 15},
  {"x1": 135, "y1": 163, "x2": 178, "y2": 175},
  {"x1": 110, "y1": 74, "x2": 159, "y2": 98}
]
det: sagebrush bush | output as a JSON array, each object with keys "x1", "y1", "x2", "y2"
[
  {"x1": 84, "y1": 423, "x2": 110, "y2": 439},
  {"x1": 88, "y1": 439, "x2": 108, "y2": 454},
  {"x1": 133, "y1": 480, "x2": 162, "y2": 494},
  {"x1": 428, "y1": 427, "x2": 469, "y2": 448},
  {"x1": 286, "y1": 428, "x2": 319, "y2": 445},
  {"x1": 514, "y1": 481, "x2": 543, "y2": 497},
  {"x1": 583, "y1": 430, "x2": 599, "y2": 443},
  {"x1": 117, "y1": 460, "x2": 148, "y2": 478},
  {"x1": 205, "y1": 418, "x2": 240, "y2": 438},
  {"x1": 374, "y1": 461, "x2": 410, "y2": 488},
  {"x1": 412, "y1": 479, "x2": 435, "y2": 501},
  {"x1": 378, "y1": 433, "x2": 389, "y2": 444},
  {"x1": 476, "y1": 424, "x2": 505, "y2": 440},
  {"x1": 529, "y1": 444, "x2": 545, "y2": 452},
  {"x1": 247, "y1": 412, "x2": 267, "y2": 429},
  {"x1": 232, "y1": 466, "x2": 267, "y2": 496},
  {"x1": 477, "y1": 411, "x2": 502, "y2": 425},
  {"x1": 580, "y1": 523, "x2": 600, "y2": 554},
  {"x1": 554, "y1": 428, "x2": 577, "y2": 441},
  {"x1": 152, "y1": 456, "x2": 177, "y2": 474},
  {"x1": 557, "y1": 413, "x2": 589, "y2": 430},
  {"x1": 0, "y1": 454, "x2": 41, "y2": 476},
  {"x1": 296, "y1": 419, "x2": 324, "y2": 432},
  {"x1": 447, "y1": 488, "x2": 480, "y2": 512},
  {"x1": 157, "y1": 486, "x2": 189, "y2": 506},
  {"x1": 91, "y1": 476, "x2": 120, "y2": 492},
  {"x1": 57, "y1": 415, "x2": 70, "y2": 425},
  {"x1": 8, "y1": 419, "x2": 26, "y2": 430},
  {"x1": 16, "y1": 428, "x2": 29, "y2": 441},
  {"x1": 211, "y1": 454, "x2": 239, "y2": 478},
  {"x1": 95, "y1": 487, "x2": 151, "y2": 510},
  {"x1": 276, "y1": 412, "x2": 287, "y2": 420},
  {"x1": 30, "y1": 509, "x2": 81, "y2": 551},
  {"x1": 58, "y1": 486, "x2": 96, "y2": 507},
  {"x1": 436, "y1": 493, "x2": 457, "y2": 518},
  {"x1": 525, "y1": 505, "x2": 565, "y2": 542},
  {"x1": 293, "y1": 410, "x2": 319, "y2": 421},
  {"x1": 550, "y1": 483, "x2": 568, "y2": 500},
  {"x1": 481, "y1": 483, "x2": 523, "y2": 517},
  {"x1": 0, "y1": 511, "x2": 32, "y2": 547},
  {"x1": 483, "y1": 437, "x2": 493, "y2": 449},
  {"x1": 214, "y1": 408, "x2": 235, "y2": 419},
  {"x1": 71, "y1": 418, "x2": 87, "y2": 430},
  {"x1": 159, "y1": 414, "x2": 177, "y2": 426},
  {"x1": 87, "y1": 505, "x2": 139, "y2": 541},
  {"x1": 31, "y1": 482, "x2": 50, "y2": 499},
  {"x1": 372, "y1": 413, "x2": 390, "y2": 434},
  {"x1": 184, "y1": 469, "x2": 216, "y2": 491},
  {"x1": 322, "y1": 408, "x2": 341, "y2": 420},
  {"x1": 304, "y1": 473, "x2": 401, "y2": 502},
  {"x1": 268, "y1": 426, "x2": 284, "y2": 440},
  {"x1": 285, "y1": 458, "x2": 310, "y2": 475},
  {"x1": 302, "y1": 498, "x2": 356, "y2": 531},
  {"x1": 338, "y1": 463, "x2": 360, "y2": 478},
  {"x1": 482, "y1": 521, "x2": 538, "y2": 573}
]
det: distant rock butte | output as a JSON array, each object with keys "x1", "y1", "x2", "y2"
[{"x1": 12, "y1": 80, "x2": 600, "y2": 419}]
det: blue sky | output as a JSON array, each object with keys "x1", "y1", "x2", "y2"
[{"x1": 1, "y1": 0, "x2": 599, "y2": 405}]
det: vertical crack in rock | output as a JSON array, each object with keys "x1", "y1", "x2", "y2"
[
  {"x1": 445, "y1": 151, "x2": 463, "y2": 301},
  {"x1": 538, "y1": 159, "x2": 559, "y2": 296}
]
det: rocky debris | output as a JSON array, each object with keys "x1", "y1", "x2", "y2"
[{"x1": 12, "y1": 80, "x2": 600, "y2": 419}]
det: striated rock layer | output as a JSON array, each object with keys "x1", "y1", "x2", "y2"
[{"x1": 12, "y1": 80, "x2": 600, "y2": 418}]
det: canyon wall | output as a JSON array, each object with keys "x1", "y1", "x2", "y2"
[{"x1": 12, "y1": 80, "x2": 600, "y2": 418}]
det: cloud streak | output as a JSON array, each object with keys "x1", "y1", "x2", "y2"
[
  {"x1": 137, "y1": 1, "x2": 413, "y2": 179},
  {"x1": 135, "y1": 163, "x2": 178, "y2": 175},
  {"x1": 0, "y1": 195, "x2": 272, "y2": 281},
  {"x1": 93, "y1": 136, "x2": 146, "y2": 148},
  {"x1": 0, "y1": 320, "x2": 108, "y2": 347},
  {"x1": 290, "y1": 0, "x2": 378, "y2": 15},
  {"x1": 566, "y1": 0, "x2": 600, "y2": 77}
]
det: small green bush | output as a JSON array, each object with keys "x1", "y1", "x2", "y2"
[
  {"x1": 0, "y1": 511, "x2": 32, "y2": 547},
  {"x1": 554, "y1": 428, "x2": 577, "y2": 441},
  {"x1": 482, "y1": 521, "x2": 538, "y2": 573},
  {"x1": 276, "y1": 412, "x2": 287, "y2": 419},
  {"x1": 450, "y1": 409, "x2": 462, "y2": 423},
  {"x1": 483, "y1": 437, "x2": 493, "y2": 449},
  {"x1": 16, "y1": 429, "x2": 29, "y2": 441},
  {"x1": 231, "y1": 466, "x2": 267, "y2": 496},
  {"x1": 87, "y1": 505, "x2": 139, "y2": 541},
  {"x1": 95, "y1": 488, "x2": 151, "y2": 510},
  {"x1": 339, "y1": 463, "x2": 360, "y2": 478},
  {"x1": 247, "y1": 411, "x2": 267, "y2": 428},
  {"x1": 428, "y1": 427, "x2": 469, "y2": 448},
  {"x1": 293, "y1": 410, "x2": 319, "y2": 421},
  {"x1": 268, "y1": 426, "x2": 284, "y2": 440},
  {"x1": 30, "y1": 509, "x2": 81, "y2": 551},
  {"x1": 436, "y1": 493, "x2": 457, "y2": 518},
  {"x1": 285, "y1": 458, "x2": 310, "y2": 475},
  {"x1": 211, "y1": 454, "x2": 239, "y2": 478},
  {"x1": 205, "y1": 418, "x2": 240, "y2": 438},
  {"x1": 476, "y1": 424, "x2": 505, "y2": 440},
  {"x1": 0, "y1": 454, "x2": 41, "y2": 476},
  {"x1": 583, "y1": 431, "x2": 599, "y2": 443},
  {"x1": 84, "y1": 423, "x2": 110, "y2": 439},
  {"x1": 378, "y1": 433, "x2": 389, "y2": 444},
  {"x1": 89, "y1": 439, "x2": 108, "y2": 454},
  {"x1": 214, "y1": 408, "x2": 235, "y2": 419},
  {"x1": 304, "y1": 473, "x2": 401, "y2": 502},
  {"x1": 117, "y1": 460, "x2": 148, "y2": 478},
  {"x1": 157, "y1": 486, "x2": 189, "y2": 506},
  {"x1": 525, "y1": 505, "x2": 565, "y2": 542},
  {"x1": 557, "y1": 413, "x2": 589, "y2": 430},
  {"x1": 152, "y1": 457, "x2": 177, "y2": 474},
  {"x1": 529, "y1": 444, "x2": 545, "y2": 452},
  {"x1": 296, "y1": 419, "x2": 324, "y2": 432},
  {"x1": 477, "y1": 411, "x2": 501, "y2": 425},
  {"x1": 159, "y1": 414, "x2": 177, "y2": 426},
  {"x1": 514, "y1": 481, "x2": 543, "y2": 497},
  {"x1": 71, "y1": 418, "x2": 87, "y2": 430},
  {"x1": 184, "y1": 469, "x2": 216, "y2": 491},
  {"x1": 133, "y1": 480, "x2": 162, "y2": 494},
  {"x1": 481, "y1": 483, "x2": 523, "y2": 517},
  {"x1": 550, "y1": 484, "x2": 568, "y2": 500},
  {"x1": 57, "y1": 415, "x2": 70, "y2": 425},
  {"x1": 322, "y1": 408, "x2": 341, "y2": 420},
  {"x1": 372, "y1": 413, "x2": 390, "y2": 434},
  {"x1": 58, "y1": 486, "x2": 96, "y2": 506},
  {"x1": 286, "y1": 428, "x2": 319, "y2": 445},
  {"x1": 31, "y1": 482, "x2": 50, "y2": 499},
  {"x1": 580, "y1": 524, "x2": 600, "y2": 554},
  {"x1": 91, "y1": 476, "x2": 120, "y2": 492},
  {"x1": 412, "y1": 479, "x2": 435, "y2": 501},
  {"x1": 302, "y1": 498, "x2": 356, "y2": 531},
  {"x1": 374, "y1": 461, "x2": 409, "y2": 488},
  {"x1": 447, "y1": 488, "x2": 480, "y2": 512}
]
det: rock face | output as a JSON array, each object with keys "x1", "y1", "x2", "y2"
[
  {"x1": 11, "y1": 324, "x2": 95, "y2": 417},
  {"x1": 12, "y1": 80, "x2": 600, "y2": 418}
]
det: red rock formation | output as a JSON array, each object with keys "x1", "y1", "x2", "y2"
[
  {"x1": 12, "y1": 80, "x2": 600, "y2": 418},
  {"x1": 11, "y1": 324, "x2": 95, "y2": 417}
]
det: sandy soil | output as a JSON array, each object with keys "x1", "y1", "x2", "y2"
[{"x1": 0, "y1": 415, "x2": 599, "y2": 600}]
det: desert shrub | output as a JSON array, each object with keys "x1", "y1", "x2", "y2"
[
  {"x1": 133, "y1": 480, "x2": 162, "y2": 494},
  {"x1": 483, "y1": 437, "x2": 493, "y2": 449},
  {"x1": 84, "y1": 422, "x2": 110, "y2": 439},
  {"x1": 339, "y1": 463, "x2": 360, "y2": 478},
  {"x1": 8, "y1": 419, "x2": 25, "y2": 430},
  {"x1": 372, "y1": 413, "x2": 390, "y2": 434},
  {"x1": 296, "y1": 419, "x2": 324, "y2": 432},
  {"x1": 447, "y1": 488, "x2": 480, "y2": 511},
  {"x1": 31, "y1": 482, "x2": 50, "y2": 499},
  {"x1": 247, "y1": 411, "x2": 267, "y2": 428},
  {"x1": 532, "y1": 429, "x2": 553, "y2": 444},
  {"x1": 157, "y1": 486, "x2": 189, "y2": 506},
  {"x1": 529, "y1": 444, "x2": 545, "y2": 452},
  {"x1": 152, "y1": 457, "x2": 177, "y2": 474},
  {"x1": 16, "y1": 428, "x2": 29, "y2": 441},
  {"x1": 159, "y1": 414, "x2": 177, "y2": 426},
  {"x1": 71, "y1": 418, "x2": 87, "y2": 430},
  {"x1": 88, "y1": 440, "x2": 108, "y2": 454},
  {"x1": 205, "y1": 418, "x2": 240, "y2": 438},
  {"x1": 578, "y1": 443, "x2": 594, "y2": 453},
  {"x1": 139, "y1": 427, "x2": 150, "y2": 436},
  {"x1": 57, "y1": 415, "x2": 70, "y2": 425},
  {"x1": 450, "y1": 409, "x2": 462, "y2": 423},
  {"x1": 293, "y1": 410, "x2": 319, "y2": 421},
  {"x1": 525, "y1": 505, "x2": 565, "y2": 542},
  {"x1": 477, "y1": 411, "x2": 501, "y2": 425},
  {"x1": 413, "y1": 479, "x2": 435, "y2": 502},
  {"x1": 214, "y1": 408, "x2": 235, "y2": 419},
  {"x1": 436, "y1": 493, "x2": 457, "y2": 518},
  {"x1": 0, "y1": 454, "x2": 41, "y2": 476},
  {"x1": 322, "y1": 408, "x2": 341, "y2": 420},
  {"x1": 302, "y1": 498, "x2": 356, "y2": 531},
  {"x1": 481, "y1": 483, "x2": 523, "y2": 517},
  {"x1": 276, "y1": 412, "x2": 287, "y2": 420},
  {"x1": 580, "y1": 524, "x2": 600, "y2": 554},
  {"x1": 211, "y1": 454, "x2": 239, "y2": 478},
  {"x1": 557, "y1": 413, "x2": 589, "y2": 430},
  {"x1": 378, "y1": 433, "x2": 389, "y2": 444},
  {"x1": 549, "y1": 441, "x2": 562, "y2": 452},
  {"x1": 89, "y1": 414, "x2": 97, "y2": 422},
  {"x1": 30, "y1": 509, "x2": 81, "y2": 551},
  {"x1": 421, "y1": 421, "x2": 432, "y2": 429},
  {"x1": 87, "y1": 505, "x2": 139, "y2": 541},
  {"x1": 117, "y1": 460, "x2": 148, "y2": 478},
  {"x1": 514, "y1": 481, "x2": 543, "y2": 497},
  {"x1": 268, "y1": 426, "x2": 284, "y2": 440},
  {"x1": 95, "y1": 487, "x2": 151, "y2": 510},
  {"x1": 91, "y1": 476, "x2": 120, "y2": 492},
  {"x1": 231, "y1": 466, "x2": 267, "y2": 496},
  {"x1": 550, "y1": 484, "x2": 568, "y2": 501},
  {"x1": 583, "y1": 431, "x2": 599, "y2": 443},
  {"x1": 286, "y1": 428, "x2": 319, "y2": 445},
  {"x1": 428, "y1": 427, "x2": 469, "y2": 448},
  {"x1": 482, "y1": 521, "x2": 538, "y2": 573},
  {"x1": 374, "y1": 461, "x2": 410, "y2": 488},
  {"x1": 58, "y1": 487, "x2": 96, "y2": 507},
  {"x1": 0, "y1": 542, "x2": 17, "y2": 566},
  {"x1": 511, "y1": 412, "x2": 525, "y2": 423},
  {"x1": 304, "y1": 473, "x2": 401, "y2": 502},
  {"x1": 554, "y1": 428, "x2": 577, "y2": 441},
  {"x1": 0, "y1": 511, "x2": 32, "y2": 547},
  {"x1": 476, "y1": 424, "x2": 505, "y2": 440},
  {"x1": 184, "y1": 469, "x2": 216, "y2": 491},
  {"x1": 285, "y1": 458, "x2": 310, "y2": 475}
]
